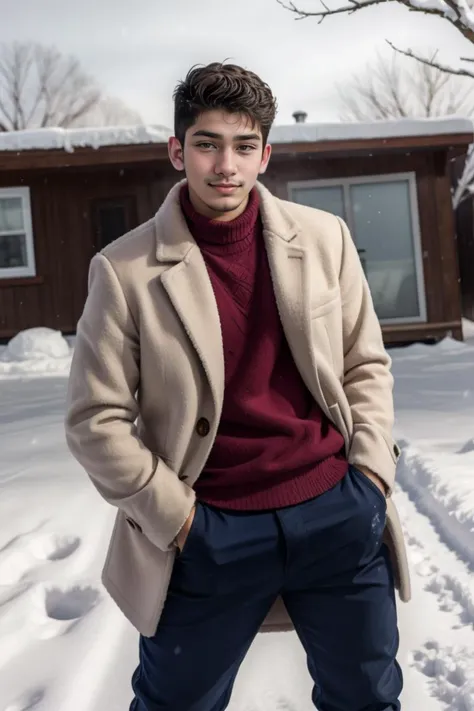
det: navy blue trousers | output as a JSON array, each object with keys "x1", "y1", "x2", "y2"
[{"x1": 130, "y1": 466, "x2": 402, "y2": 711}]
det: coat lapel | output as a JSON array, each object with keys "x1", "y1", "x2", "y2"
[
  {"x1": 262, "y1": 232, "x2": 329, "y2": 420},
  {"x1": 154, "y1": 181, "x2": 225, "y2": 418},
  {"x1": 257, "y1": 182, "x2": 330, "y2": 419},
  {"x1": 160, "y1": 250, "x2": 225, "y2": 416}
]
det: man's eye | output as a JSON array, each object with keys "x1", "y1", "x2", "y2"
[
  {"x1": 196, "y1": 142, "x2": 215, "y2": 149},
  {"x1": 238, "y1": 145, "x2": 256, "y2": 152}
]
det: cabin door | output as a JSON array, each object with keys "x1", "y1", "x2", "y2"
[{"x1": 91, "y1": 196, "x2": 138, "y2": 251}]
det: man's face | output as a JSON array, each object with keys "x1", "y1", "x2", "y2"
[{"x1": 168, "y1": 109, "x2": 272, "y2": 222}]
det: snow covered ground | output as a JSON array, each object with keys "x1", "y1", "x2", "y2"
[{"x1": 1, "y1": 326, "x2": 474, "y2": 710}]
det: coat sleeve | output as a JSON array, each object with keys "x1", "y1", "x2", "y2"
[
  {"x1": 337, "y1": 217, "x2": 400, "y2": 494},
  {"x1": 64, "y1": 253, "x2": 195, "y2": 550}
]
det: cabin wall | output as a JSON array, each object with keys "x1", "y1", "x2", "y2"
[
  {"x1": 0, "y1": 150, "x2": 463, "y2": 343},
  {"x1": 260, "y1": 150, "x2": 462, "y2": 342},
  {"x1": 0, "y1": 165, "x2": 176, "y2": 338}
]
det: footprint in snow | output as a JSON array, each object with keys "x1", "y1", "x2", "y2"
[
  {"x1": 0, "y1": 533, "x2": 81, "y2": 589},
  {"x1": 0, "y1": 583, "x2": 101, "y2": 650},
  {"x1": 410, "y1": 641, "x2": 474, "y2": 708},
  {"x1": 30, "y1": 533, "x2": 81, "y2": 562},
  {"x1": 3, "y1": 687, "x2": 46, "y2": 711},
  {"x1": 424, "y1": 574, "x2": 474, "y2": 628},
  {"x1": 32, "y1": 584, "x2": 101, "y2": 638},
  {"x1": 45, "y1": 584, "x2": 100, "y2": 621}
]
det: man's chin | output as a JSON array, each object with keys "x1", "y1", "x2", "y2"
[
  {"x1": 211, "y1": 199, "x2": 242, "y2": 213},
  {"x1": 206, "y1": 193, "x2": 246, "y2": 213}
]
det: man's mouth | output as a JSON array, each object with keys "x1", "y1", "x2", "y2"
[{"x1": 209, "y1": 183, "x2": 240, "y2": 194}]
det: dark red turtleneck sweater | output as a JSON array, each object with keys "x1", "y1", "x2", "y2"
[{"x1": 180, "y1": 185, "x2": 348, "y2": 510}]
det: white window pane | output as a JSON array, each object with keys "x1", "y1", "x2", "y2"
[
  {"x1": 0, "y1": 197, "x2": 24, "y2": 232},
  {"x1": 350, "y1": 181, "x2": 421, "y2": 320},
  {"x1": 291, "y1": 186, "x2": 346, "y2": 220},
  {"x1": 0, "y1": 233, "x2": 28, "y2": 268}
]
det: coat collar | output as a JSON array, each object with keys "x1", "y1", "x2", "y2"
[{"x1": 154, "y1": 179, "x2": 300, "y2": 263}]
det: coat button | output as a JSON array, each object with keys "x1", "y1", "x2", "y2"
[{"x1": 196, "y1": 417, "x2": 210, "y2": 437}]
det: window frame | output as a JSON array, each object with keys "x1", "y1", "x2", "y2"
[
  {"x1": 287, "y1": 172, "x2": 427, "y2": 324},
  {"x1": 0, "y1": 186, "x2": 37, "y2": 279}
]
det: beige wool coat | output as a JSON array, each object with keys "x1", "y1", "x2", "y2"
[{"x1": 65, "y1": 180, "x2": 411, "y2": 637}]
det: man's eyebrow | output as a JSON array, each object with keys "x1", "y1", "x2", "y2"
[{"x1": 191, "y1": 130, "x2": 261, "y2": 142}]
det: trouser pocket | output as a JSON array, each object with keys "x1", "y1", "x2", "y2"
[
  {"x1": 351, "y1": 465, "x2": 387, "y2": 506},
  {"x1": 171, "y1": 503, "x2": 283, "y2": 598}
]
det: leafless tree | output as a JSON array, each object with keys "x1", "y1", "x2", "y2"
[
  {"x1": 278, "y1": 0, "x2": 474, "y2": 205},
  {"x1": 277, "y1": 0, "x2": 474, "y2": 78},
  {"x1": 338, "y1": 50, "x2": 474, "y2": 121},
  {"x1": 72, "y1": 96, "x2": 143, "y2": 127},
  {"x1": 0, "y1": 41, "x2": 141, "y2": 132}
]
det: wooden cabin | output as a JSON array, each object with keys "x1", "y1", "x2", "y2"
[
  {"x1": 453, "y1": 153, "x2": 474, "y2": 322},
  {"x1": 0, "y1": 117, "x2": 471, "y2": 344}
]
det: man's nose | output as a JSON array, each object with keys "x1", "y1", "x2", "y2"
[{"x1": 214, "y1": 148, "x2": 237, "y2": 177}]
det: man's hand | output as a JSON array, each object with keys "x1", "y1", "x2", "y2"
[
  {"x1": 356, "y1": 465, "x2": 388, "y2": 498},
  {"x1": 175, "y1": 505, "x2": 197, "y2": 552}
]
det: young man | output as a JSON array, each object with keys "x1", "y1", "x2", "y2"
[{"x1": 65, "y1": 62, "x2": 411, "y2": 711}]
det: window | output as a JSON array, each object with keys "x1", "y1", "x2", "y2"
[
  {"x1": 288, "y1": 173, "x2": 427, "y2": 323},
  {"x1": 91, "y1": 196, "x2": 138, "y2": 251},
  {"x1": 0, "y1": 187, "x2": 36, "y2": 279}
]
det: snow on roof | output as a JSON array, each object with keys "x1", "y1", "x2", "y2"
[
  {"x1": 0, "y1": 116, "x2": 471, "y2": 153},
  {"x1": 0, "y1": 124, "x2": 173, "y2": 153},
  {"x1": 269, "y1": 117, "x2": 474, "y2": 144}
]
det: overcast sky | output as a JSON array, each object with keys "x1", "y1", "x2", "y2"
[{"x1": 1, "y1": 0, "x2": 469, "y2": 128}]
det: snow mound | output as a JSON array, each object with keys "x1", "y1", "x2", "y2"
[
  {"x1": 4, "y1": 328, "x2": 70, "y2": 361},
  {"x1": 436, "y1": 337, "x2": 468, "y2": 353},
  {"x1": 0, "y1": 328, "x2": 72, "y2": 378},
  {"x1": 463, "y1": 318, "x2": 474, "y2": 344}
]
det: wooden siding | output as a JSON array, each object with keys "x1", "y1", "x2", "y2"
[
  {"x1": 0, "y1": 164, "x2": 177, "y2": 338},
  {"x1": 0, "y1": 147, "x2": 465, "y2": 343},
  {"x1": 453, "y1": 154, "x2": 474, "y2": 321},
  {"x1": 0, "y1": 130, "x2": 470, "y2": 171},
  {"x1": 263, "y1": 151, "x2": 462, "y2": 339}
]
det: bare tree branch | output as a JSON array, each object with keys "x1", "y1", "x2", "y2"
[
  {"x1": 72, "y1": 96, "x2": 143, "y2": 127},
  {"x1": 279, "y1": 0, "x2": 474, "y2": 205},
  {"x1": 277, "y1": 0, "x2": 384, "y2": 24},
  {"x1": 338, "y1": 47, "x2": 474, "y2": 206},
  {"x1": 0, "y1": 41, "x2": 140, "y2": 131},
  {"x1": 338, "y1": 49, "x2": 474, "y2": 122},
  {"x1": 277, "y1": 0, "x2": 474, "y2": 46},
  {"x1": 386, "y1": 41, "x2": 474, "y2": 80},
  {"x1": 454, "y1": 145, "x2": 474, "y2": 208}
]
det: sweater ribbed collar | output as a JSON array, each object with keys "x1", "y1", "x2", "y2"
[{"x1": 179, "y1": 183, "x2": 260, "y2": 255}]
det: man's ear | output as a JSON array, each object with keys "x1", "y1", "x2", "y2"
[
  {"x1": 258, "y1": 143, "x2": 272, "y2": 175},
  {"x1": 168, "y1": 137, "x2": 185, "y2": 171}
]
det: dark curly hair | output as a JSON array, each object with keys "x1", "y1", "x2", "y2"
[{"x1": 173, "y1": 62, "x2": 277, "y2": 146}]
